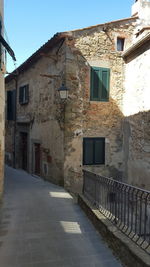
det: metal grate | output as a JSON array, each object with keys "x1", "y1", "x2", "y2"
[{"x1": 83, "y1": 170, "x2": 150, "y2": 254}]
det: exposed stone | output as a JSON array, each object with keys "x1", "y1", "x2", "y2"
[{"x1": 6, "y1": 13, "x2": 149, "y2": 194}]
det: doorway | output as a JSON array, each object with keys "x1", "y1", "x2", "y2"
[
  {"x1": 20, "y1": 132, "x2": 28, "y2": 170},
  {"x1": 34, "y1": 143, "x2": 41, "y2": 175}
]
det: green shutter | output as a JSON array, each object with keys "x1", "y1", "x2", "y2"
[
  {"x1": 12, "y1": 90, "x2": 16, "y2": 120},
  {"x1": 90, "y1": 67, "x2": 110, "y2": 101},
  {"x1": 0, "y1": 20, "x2": 2, "y2": 68},
  {"x1": 26, "y1": 85, "x2": 29, "y2": 103},
  {"x1": 94, "y1": 138, "x2": 105, "y2": 164},
  {"x1": 90, "y1": 67, "x2": 100, "y2": 101},
  {"x1": 100, "y1": 68, "x2": 110, "y2": 101},
  {"x1": 7, "y1": 91, "x2": 12, "y2": 120},
  {"x1": 7, "y1": 90, "x2": 16, "y2": 120},
  {"x1": 19, "y1": 86, "x2": 23, "y2": 103},
  {"x1": 83, "y1": 138, "x2": 94, "y2": 165}
]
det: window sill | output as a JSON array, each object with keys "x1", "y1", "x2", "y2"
[
  {"x1": 83, "y1": 164, "x2": 105, "y2": 166},
  {"x1": 19, "y1": 102, "x2": 29, "y2": 105},
  {"x1": 90, "y1": 100, "x2": 109, "y2": 103}
]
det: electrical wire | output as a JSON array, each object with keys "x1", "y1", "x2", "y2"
[{"x1": 3, "y1": 25, "x2": 17, "y2": 72}]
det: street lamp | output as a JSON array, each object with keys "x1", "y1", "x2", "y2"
[{"x1": 57, "y1": 83, "x2": 69, "y2": 100}]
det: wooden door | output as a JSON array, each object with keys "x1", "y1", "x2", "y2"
[
  {"x1": 20, "y1": 132, "x2": 28, "y2": 170},
  {"x1": 34, "y1": 143, "x2": 41, "y2": 175}
]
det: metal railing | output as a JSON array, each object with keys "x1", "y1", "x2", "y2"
[{"x1": 83, "y1": 170, "x2": 150, "y2": 254}]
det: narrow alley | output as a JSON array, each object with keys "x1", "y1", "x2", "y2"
[{"x1": 0, "y1": 166, "x2": 122, "y2": 267}]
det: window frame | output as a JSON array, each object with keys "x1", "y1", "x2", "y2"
[
  {"x1": 0, "y1": 18, "x2": 2, "y2": 68},
  {"x1": 83, "y1": 137, "x2": 105, "y2": 165},
  {"x1": 90, "y1": 66, "x2": 110, "y2": 102},
  {"x1": 19, "y1": 84, "x2": 29, "y2": 105},
  {"x1": 7, "y1": 89, "x2": 16, "y2": 121},
  {"x1": 117, "y1": 37, "x2": 125, "y2": 52}
]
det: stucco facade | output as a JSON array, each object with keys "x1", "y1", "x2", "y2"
[
  {"x1": 6, "y1": 36, "x2": 67, "y2": 186},
  {"x1": 123, "y1": 34, "x2": 150, "y2": 190},
  {"x1": 120, "y1": 0, "x2": 150, "y2": 190},
  {"x1": 0, "y1": 0, "x2": 4, "y2": 201}
]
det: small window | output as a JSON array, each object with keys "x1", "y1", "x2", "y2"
[
  {"x1": 117, "y1": 37, "x2": 125, "y2": 51},
  {"x1": 19, "y1": 84, "x2": 29, "y2": 104},
  {"x1": 83, "y1": 137, "x2": 105, "y2": 165},
  {"x1": 90, "y1": 67, "x2": 110, "y2": 101},
  {"x1": 7, "y1": 90, "x2": 16, "y2": 120},
  {"x1": 0, "y1": 19, "x2": 2, "y2": 68}
]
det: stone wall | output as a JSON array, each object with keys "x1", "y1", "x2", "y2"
[
  {"x1": 123, "y1": 46, "x2": 150, "y2": 189},
  {"x1": 5, "y1": 18, "x2": 138, "y2": 194},
  {"x1": 5, "y1": 41, "x2": 66, "y2": 186},
  {"x1": 63, "y1": 20, "x2": 136, "y2": 193}
]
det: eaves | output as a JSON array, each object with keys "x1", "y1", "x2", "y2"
[
  {"x1": 122, "y1": 33, "x2": 150, "y2": 63},
  {"x1": 5, "y1": 32, "x2": 69, "y2": 84}
]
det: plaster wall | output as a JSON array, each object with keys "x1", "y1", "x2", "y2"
[
  {"x1": 6, "y1": 43, "x2": 66, "y2": 186},
  {"x1": 0, "y1": 0, "x2": 4, "y2": 201},
  {"x1": 123, "y1": 47, "x2": 150, "y2": 189},
  {"x1": 132, "y1": 0, "x2": 150, "y2": 21}
]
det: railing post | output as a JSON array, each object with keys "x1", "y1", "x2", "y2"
[
  {"x1": 82, "y1": 170, "x2": 85, "y2": 195},
  {"x1": 82, "y1": 169, "x2": 150, "y2": 254}
]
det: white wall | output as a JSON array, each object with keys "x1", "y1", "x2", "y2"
[
  {"x1": 0, "y1": 0, "x2": 4, "y2": 200},
  {"x1": 123, "y1": 49, "x2": 150, "y2": 117}
]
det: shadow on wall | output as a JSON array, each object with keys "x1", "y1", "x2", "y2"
[{"x1": 123, "y1": 109, "x2": 150, "y2": 190}]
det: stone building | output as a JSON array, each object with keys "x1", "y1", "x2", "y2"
[
  {"x1": 122, "y1": 0, "x2": 150, "y2": 189},
  {"x1": 0, "y1": 0, "x2": 5, "y2": 201},
  {"x1": 5, "y1": 0, "x2": 150, "y2": 193},
  {"x1": 0, "y1": 0, "x2": 16, "y2": 201}
]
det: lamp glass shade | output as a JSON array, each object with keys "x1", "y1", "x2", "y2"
[
  {"x1": 59, "y1": 90, "x2": 68, "y2": 99},
  {"x1": 58, "y1": 84, "x2": 69, "y2": 99}
]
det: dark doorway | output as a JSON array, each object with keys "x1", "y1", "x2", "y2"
[
  {"x1": 34, "y1": 143, "x2": 41, "y2": 175},
  {"x1": 20, "y1": 132, "x2": 28, "y2": 170}
]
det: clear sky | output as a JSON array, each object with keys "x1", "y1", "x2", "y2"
[{"x1": 4, "y1": 0, "x2": 134, "y2": 72}]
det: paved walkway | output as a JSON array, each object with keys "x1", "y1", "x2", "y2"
[{"x1": 0, "y1": 166, "x2": 123, "y2": 267}]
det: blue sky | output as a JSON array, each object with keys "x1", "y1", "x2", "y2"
[{"x1": 4, "y1": 0, "x2": 134, "y2": 72}]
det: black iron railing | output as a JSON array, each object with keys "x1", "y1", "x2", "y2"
[{"x1": 83, "y1": 170, "x2": 150, "y2": 254}]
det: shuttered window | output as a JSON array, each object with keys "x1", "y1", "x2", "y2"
[
  {"x1": 19, "y1": 85, "x2": 29, "y2": 104},
  {"x1": 83, "y1": 138, "x2": 105, "y2": 165},
  {"x1": 0, "y1": 20, "x2": 2, "y2": 67},
  {"x1": 90, "y1": 67, "x2": 110, "y2": 101},
  {"x1": 7, "y1": 90, "x2": 16, "y2": 120}
]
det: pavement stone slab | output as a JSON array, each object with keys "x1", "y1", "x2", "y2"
[{"x1": 0, "y1": 166, "x2": 123, "y2": 267}]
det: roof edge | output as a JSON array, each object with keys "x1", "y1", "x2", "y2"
[
  {"x1": 5, "y1": 16, "x2": 138, "y2": 84},
  {"x1": 5, "y1": 32, "x2": 69, "y2": 83},
  {"x1": 65, "y1": 16, "x2": 138, "y2": 33},
  {"x1": 122, "y1": 33, "x2": 150, "y2": 60}
]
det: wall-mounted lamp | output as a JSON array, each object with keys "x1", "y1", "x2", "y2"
[{"x1": 57, "y1": 83, "x2": 69, "y2": 100}]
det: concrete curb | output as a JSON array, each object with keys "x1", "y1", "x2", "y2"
[{"x1": 78, "y1": 194, "x2": 150, "y2": 267}]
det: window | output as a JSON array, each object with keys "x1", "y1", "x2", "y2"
[
  {"x1": 117, "y1": 37, "x2": 125, "y2": 51},
  {"x1": 19, "y1": 85, "x2": 29, "y2": 104},
  {"x1": 90, "y1": 67, "x2": 110, "y2": 101},
  {"x1": 83, "y1": 137, "x2": 105, "y2": 165},
  {"x1": 0, "y1": 19, "x2": 2, "y2": 68},
  {"x1": 7, "y1": 90, "x2": 16, "y2": 120}
]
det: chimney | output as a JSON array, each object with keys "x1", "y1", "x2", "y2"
[{"x1": 132, "y1": 0, "x2": 150, "y2": 22}]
